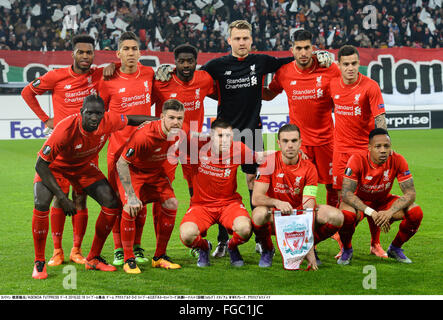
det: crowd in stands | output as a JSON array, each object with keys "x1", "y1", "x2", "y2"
[{"x1": 0, "y1": 0, "x2": 441, "y2": 52}]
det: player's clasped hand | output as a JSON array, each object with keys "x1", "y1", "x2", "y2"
[
  {"x1": 274, "y1": 200, "x2": 294, "y2": 215},
  {"x1": 102, "y1": 62, "x2": 116, "y2": 80},
  {"x1": 372, "y1": 210, "x2": 392, "y2": 233},
  {"x1": 125, "y1": 195, "x2": 143, "y2": 217},
  {"x1": 59, "y1": 197, "x2": 77, "y2": 216},
  {"x1": 155, "y1": 64, "x2": 174, "y2": 82}
]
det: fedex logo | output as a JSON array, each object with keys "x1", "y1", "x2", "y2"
[
  {"x1": 10, "y1": 121, "x2": 46, "y2": 139},
  {"x1": 260, "y1": 115, "x2": 290, "y2": 133},
  {"x1": 201, "y1": 115, "x2": 290, "y2": 134}
]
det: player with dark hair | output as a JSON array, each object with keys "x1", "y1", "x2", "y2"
[
  {"x1": 251, "y1": 124, "x2": 343, "y2": 268},
  {"x1": 21, "y1": 34, "x2": 116, "y2": 267},
  {"x1": 337, "y1": 128, "x2": 422, "y2": 265},
  {"x1": 114, "y1": 99, "x2": 185, "y2": 274},
  {"x1": 151, "y1": 44, "x2": 216, "y2": 259},
  {"x1": 330, "y1": 44, "x2": 389, "y2": 259},
  {"x1": 98, "y1": 31, "x2": 155, "y2": 268},
  {"x1": 31, "y1": 95, "x2": 154, "y2": 279},
  {"x1": 263, "y1": 29, "x2": 341, "y2": 210},
  {"x1": 180, "y1": 119, "x2": 269, "y2": 267}
]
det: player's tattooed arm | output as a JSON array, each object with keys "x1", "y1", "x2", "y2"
[
  {"x1": 372, "y1": 178, "x2": 416, "y2": 231},
  {"x1": 341, "y1": 177, "x2": 368, "y2": 212},
  {"x1": 389, "y1": 178, "x2": 416, "y2": 215},
  {"x1": 116, "y1": 156, "x2": 143, "y2": 217},
  {"x1": 374, "y1": 113, "x2": 387, "y2": 130}
]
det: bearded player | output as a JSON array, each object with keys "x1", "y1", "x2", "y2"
[
  {"x1": 114, "y1": 99, "x2": 185, "y2": 274},
  {"x1": 251, "y1": 124, "x2": 343, "y2": 268},
  {"x1": 337, "y1": 128, "x2": 422, "y2": 265}
]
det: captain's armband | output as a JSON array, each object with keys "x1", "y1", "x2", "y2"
[{"x1": 303, "y1": 185, "x2": 318, "y2": 198}]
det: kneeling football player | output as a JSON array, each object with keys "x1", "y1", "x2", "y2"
[{"x1": 337, "y1": 128, "x2": 422, "y2": 265}]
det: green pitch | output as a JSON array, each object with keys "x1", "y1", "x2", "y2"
[{"x1": 0, "y1": 130, "x2": 442, "y2": 296}]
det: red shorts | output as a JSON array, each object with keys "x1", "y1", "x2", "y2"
[
  {"x1": 115, "y1": 169, "x2": 175, "y2": 205},
  {"x1": 301, "y1": 142, "x2": 333, "y2": 185},
  {"x1": 181, "y1": 201, "x2": 250, "y2": 236},
  {"x1": 332, "y1": 149, "x2": 366, "y2": 190},
  {"x1": 362, "y1": 194, "x2": 400, "y2": 214},
  {"x1": 34, "y1": 162, "x2": 106, "y2": 194}
]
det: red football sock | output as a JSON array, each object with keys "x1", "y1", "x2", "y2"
[
  {"x1": 367, "y1": 216, "x2": 381, "y2": 246},
  {"x1": 326, "y1": 185, "x2": 339, "y2": 208},
  {"x1": 152, "y1": 202, "x2": 161, "y2": 237},
  {"x1": 181, "y1": 234, "x2": 209, "y2": 251},
  {"x1": 120, "y1": 209, "x2": 136, "y2": 261},
  {"x1": 338, "y1": 210, "x2": 358, "y2": 249},
  {"x1": 50, "y1": 207, "x2": 65, "y2": 249},
  {"x1": 228, "y1": 232, "x2": 248, "y2": 250},
  {"x1": 72, "y1": 209, "x2": 88, "y2": 248},
  {"x1": 86, "y1": 207, "x2": 119, "y2": 260},
  {"x1": 252, "y1": 221, "x2": 274, "y2": 251},
  {"x1": 154, "y1": 206, "x2": 177, "y2": 257},
  {"x1": 392, "y1": 206, "x2": 423, "y2": 248},
  {"x1": 33, "y1": 209, "x2": 49, "y2": 262},
  {"x1": 314, "y1": 222, "x2": 341, "y2": 244},
  {"x1": 134, "y1": 206, "x2": 147, "y2": 246},
  {"x1": 112, "y1": 214, "x2": 122, "y2": 249}
]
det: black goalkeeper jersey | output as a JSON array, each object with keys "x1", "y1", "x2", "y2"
[{"x1": 201, "y1": 54, "x2": 294, "y2": 131}]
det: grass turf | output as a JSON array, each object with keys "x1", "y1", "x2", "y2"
[{"x1": 0, "y1": 129, "x2": 442, "y2": 296}]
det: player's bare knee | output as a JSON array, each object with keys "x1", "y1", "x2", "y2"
[
  {"x1": 180, "y1": 222, "x2": 199, "y2": 246},
  {"x1": 162, "y1": 198, "x2": 178, "y2": 211},
  {"x1": 233, "y1": 217, "x2": 252, "y2": 239},
  {"x1": 317, "y1": 205, "x2": 343, "y2": 227},
  {"x1": 72, "y1": 191, "x2": 87, "y2": 210},
  {"x1": 252, "y1": 206, "x2": 270, "y2": 225}
]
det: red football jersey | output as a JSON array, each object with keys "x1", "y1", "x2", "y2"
[
  {"x1": 330, "y1": 73, "x2": 386, "y2": 153},
  {"x1": 26, "y1": 66, "x2": 103, "y2": 125},
  {"x1": 38, "y1": 112, "x2": 128, "y2": 169},
  {"x1": 152, "y1": 70, "x2": 215, "y2": 134},
  {"x1": 255, "y1": 151, "x2": 318, "y2": 210},
  {"x1": 344, "y1": 151, "x2": 413, "y2": 203},
  {"x1": 269, "y1": 60, "x2": 340, "y2": 146},
  {"x1": 99, "y1": 66, "x2": 154, "y2": 157},
  {"x1": 190, "y1": 141, "x2": 257, "y2": 206},
  {"x1": 120, "y1": 120, "x2": 180, "y2": 174}
]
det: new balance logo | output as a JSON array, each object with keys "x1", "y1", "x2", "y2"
[
  {"x1": 154, "y1": 147, "x2": 162, "y2": 152},
  {"x1": 334, "y1": 95, "x2": 340, "y2": 99},
  {"x1": 277, "y1": 173, "x2": 285, "y2": 178},
  {"x1": 290, "y1": 80, "x2": 297, "y2": 85},
  {"x1": 75, "y1": 144, "x2": 82, "y2": 149},
  {"x1": 224, "y1": 70, "x2": 232, "y2": 75},
  {"x1": 119, "y1": 88, "x2": 126, "y2": 93},
  {"x1": 170, "y1": 93, "x2": 177, "y2": 98},
  {"x1": 64, "y1": 84, "x2": 71, "y2": 90}
]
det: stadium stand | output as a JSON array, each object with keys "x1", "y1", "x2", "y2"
[{"x1": 0, "y1": 0, "x2": 441, "y2": 52}]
